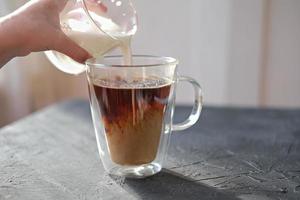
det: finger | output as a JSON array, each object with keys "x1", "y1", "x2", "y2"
[{"x1": 53, "y1": 32, "x2": 92, "y2": 63}]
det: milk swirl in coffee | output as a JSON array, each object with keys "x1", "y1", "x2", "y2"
[{"x1": 92, "y1": 77, "x2": 172, "y2": 165}]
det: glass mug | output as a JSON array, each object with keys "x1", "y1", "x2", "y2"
[
  {"x1": 45, "y1": 0, "x2": 137, "y2": 75},
  {"x1": 86, "y1": 55, "x2": 203, "y2": 178}
]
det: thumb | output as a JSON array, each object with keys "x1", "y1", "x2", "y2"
[{"x1": 53, "y1": 32, "x2": 91, "y2": 63}]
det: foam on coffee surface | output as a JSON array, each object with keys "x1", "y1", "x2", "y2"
[
  {"x1": 93, "y1": 77, "x2": 172, "y2": 165},
  {"x1": 93, "y1": 76, "x2": 172, "y2": 89}
]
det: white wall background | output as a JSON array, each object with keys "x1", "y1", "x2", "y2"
[
  {"x1": 265, "y1": 0, "x2": 300, "y2": 107},
  {"x1": 132, "y1": 0, "x2": 300, "y2": 107}
]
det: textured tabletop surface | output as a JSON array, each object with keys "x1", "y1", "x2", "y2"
[{"x1": 0, "y1": 100, "x2": 300, "y2": 200}]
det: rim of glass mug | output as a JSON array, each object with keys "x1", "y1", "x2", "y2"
[{"x1": 85, "y1": 55, "x2": 179, "y2": 68}]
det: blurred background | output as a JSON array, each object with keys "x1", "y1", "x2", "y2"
[{"x1": 0, "y1": 0, "x2": 300, "y2": 127}]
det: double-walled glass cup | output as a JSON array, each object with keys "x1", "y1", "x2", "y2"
[{"x1": 86, "y1": 55, "x2": 203, "y2": 178}]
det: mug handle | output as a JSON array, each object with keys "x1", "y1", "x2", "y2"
[{"x1": 172, "y1": 76, "x2": 203, "y2": 131}]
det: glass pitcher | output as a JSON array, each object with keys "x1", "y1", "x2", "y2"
[{"x1": 45, "y1": 0, "x2": 137, "y2": 75}]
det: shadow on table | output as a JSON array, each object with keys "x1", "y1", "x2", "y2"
[{"x1": 110, "y1": 169, "x2": 239, "y2": 200}]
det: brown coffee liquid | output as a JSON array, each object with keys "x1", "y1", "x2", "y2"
[{"x1": 93, "y1": 78, "x2": 172, "y2": 165}]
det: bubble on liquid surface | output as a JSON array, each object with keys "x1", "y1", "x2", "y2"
[{"x1": 94, "y1": 77, "x2": 172, "y2": 89}]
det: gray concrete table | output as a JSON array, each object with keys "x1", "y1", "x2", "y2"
[{"x1": 0, "y1": 100, "x2": 300, "y2": 200}]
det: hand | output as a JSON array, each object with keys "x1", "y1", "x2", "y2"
[{"x1": 0, "y1": 0, "x2": 91, "y2": 66}]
